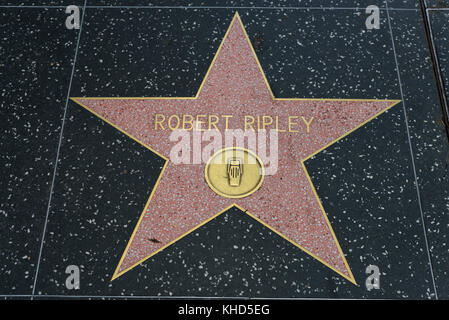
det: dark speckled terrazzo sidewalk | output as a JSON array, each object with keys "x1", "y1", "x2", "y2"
[{"x1": 1, "y1": 1, "x2": 449, "y2": 300}]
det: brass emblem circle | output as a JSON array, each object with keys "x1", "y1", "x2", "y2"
[{"x1": 205, "y1": 147, "x2": 265, "y2": 199}]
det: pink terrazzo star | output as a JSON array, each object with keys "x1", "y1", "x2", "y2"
[{"x1": 72, "y1": 13, "x2": 399, "y2": 284}]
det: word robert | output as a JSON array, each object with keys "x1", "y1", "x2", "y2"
[{"x1": 154, "y1": 113, "x2": 314, "y2": 133}]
